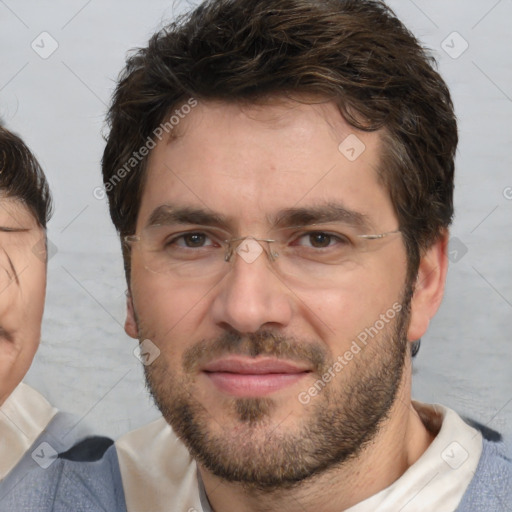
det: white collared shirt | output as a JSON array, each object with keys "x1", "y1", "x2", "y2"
[
  {"x1": 116, "y1": 401, "x2": 483, "y2": 512},
  {"x1": 343, "y1": 401, "x2": 482, "y2": 512},
  {"x1": 0, "y1": 382, "x2": 58, "y2": 480}
]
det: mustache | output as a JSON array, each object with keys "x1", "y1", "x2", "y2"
[{"x1": 182, "y1": 330, "x2": 328, "y2": 374}]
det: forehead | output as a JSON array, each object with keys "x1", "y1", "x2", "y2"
[
  {"x1": 138, "y1": 99, "x2": 396, "y2": 230},
  {"x1": 0, "y1": 195, "x2": 39, "y2": 228}
]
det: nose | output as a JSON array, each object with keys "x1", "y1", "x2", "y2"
[{"x1": 210, "y1": 240, "x2": 293, "y2": 334}]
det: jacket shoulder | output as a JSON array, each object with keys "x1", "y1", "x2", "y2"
[{"x1": 456, "y1": 438, "x2": 512, "y2": 511}]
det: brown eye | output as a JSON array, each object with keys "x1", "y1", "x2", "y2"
[
  {"x1": 309, "y1": 232, "x2": 332, "y2": 248},
  {"x1": 183, "y1": 233, "x2": 207, "y2": 247},
  {"x1": 293, "y1": 231, "x2": 350, "y2": 250}
]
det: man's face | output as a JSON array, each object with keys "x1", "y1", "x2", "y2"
[
  {"x1": 126, "y1": 99, "x2": 414, "y2": 487},
  {"x1": 0, "y1": 198, "x2": 47, "y2": 405}
]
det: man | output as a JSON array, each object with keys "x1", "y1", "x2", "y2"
[
  {"x1": 0, "y1": 124, "x2": 126, "y2": 511},
  {"x1": 102, "y1": 0, "x2": 511, "y2": 510}
]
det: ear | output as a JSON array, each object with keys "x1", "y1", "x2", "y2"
[
  {"x1": 125, "y1": 290, "x2": 139, "y2": 339},
  {"x1": 407, "y1": 230, "x2": 449, "y2": 342}
]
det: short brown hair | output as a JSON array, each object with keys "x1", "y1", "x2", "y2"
[
  {"x1": 0, "y1": 124, "x2": 52, "y2": 228},
  {"x1": 102, "y1": 0, "x2": 457, "y2": 280}
]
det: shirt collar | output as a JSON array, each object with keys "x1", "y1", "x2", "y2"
[
  {"x1": 117, "y1": 401, "x2": 483, "y2": 512},
  {"x1": 0, "y1": 382, "x2": 58, "y2": 479},
  {"x1": 198, "y1": 402, "x2": 483, "y2": 512},
  {"x1": 343, "y1": 401, "x2": 483, "y2": 512}
]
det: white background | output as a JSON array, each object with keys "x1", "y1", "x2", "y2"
[{"x1": 1, "y1": 0, "x2": 511, "y2": 446}]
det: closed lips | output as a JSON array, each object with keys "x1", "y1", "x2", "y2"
[{"x1": 202, "y1": 357, "x2": 311, "y2": 375}]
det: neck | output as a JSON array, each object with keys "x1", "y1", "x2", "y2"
[{"x1": 199, "y1": 361, "x2": 434, "y2": 512}]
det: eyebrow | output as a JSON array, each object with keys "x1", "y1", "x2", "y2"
[
  {"x1": 145, "y1": 202, "x2": 371, "y2": 232},
  {"x1": 273, "y1": 203, "x2": 371, "y2": 231},
  {"x1": 146, "y1": 205, "x2": 229, "y2": 230}
]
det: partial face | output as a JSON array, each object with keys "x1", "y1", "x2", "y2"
[
  {"x1": 127, "y1": 100, "x2": 413, "y2": 488},
  {"x1": 0, "y1": 198, "x2": 47, "y2": 405}
]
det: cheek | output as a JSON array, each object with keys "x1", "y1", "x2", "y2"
[
  {"x1": 296, "y1": 260, "x2": 406, "y2": 348},
  {"x1": 0, "y1": 257, "x2": 46, "y2": 326},
  {"x1": 0, "y1": 341, "x2": 39, "y2": 406},
  {"x1": 130, "y1": 273, "x2": 213, "y2": 349},
  {"x1": 26, "y1": 255, "x2": 47, "y2": 305},
  {"x1": 0, "y1": 264, "x2": 45, "y2": 404},
  {"x1": 20, "y1": 263, "x2": 46, "y2": 343}
]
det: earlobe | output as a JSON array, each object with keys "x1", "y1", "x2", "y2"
[
  {"x1": 407, "y1": 230, "x2": 449, "y2": 342},
  {"x1": 125, "y1": 291, "x2": 139, "y2": 339}
]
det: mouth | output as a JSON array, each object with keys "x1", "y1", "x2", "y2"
[{"x1": 201, "y1": 356, "x2": 312, "y2": 397}]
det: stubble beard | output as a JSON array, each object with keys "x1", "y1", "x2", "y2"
[{"x1": 141, "y1": 289, "x2": 411, "y2": 492}]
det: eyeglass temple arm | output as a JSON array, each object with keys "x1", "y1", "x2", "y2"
[{"x1": 357, "y1": 229, "x2": 401, "y2": 240}]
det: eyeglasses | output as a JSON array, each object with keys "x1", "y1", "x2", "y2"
[{"x1": 124, "y1": 224, "x2": 401, "y2": 286}]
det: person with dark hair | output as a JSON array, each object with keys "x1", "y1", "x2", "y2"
[
  {"x1": 0, "y1": 124, "x2": 52, "y2": 405},
  {"x1": 101, "y1": 0, "x2": 511, "y2": 510},
  {"x1": 0, "y1": 123, "x2": 127, "y2": 511}
]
